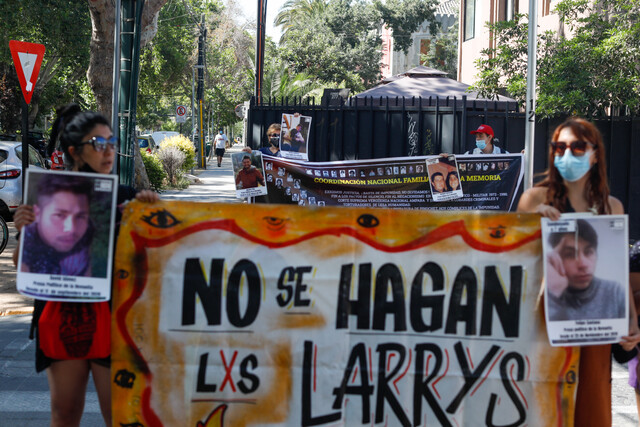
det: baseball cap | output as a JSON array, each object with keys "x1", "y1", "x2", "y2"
[{"x1": 470, "y1": 124, "x2": 494, "y2": 137}]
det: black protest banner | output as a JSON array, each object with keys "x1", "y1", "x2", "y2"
[{"x1": 254, "y1": 154, "x2": 523, "y2": 211}]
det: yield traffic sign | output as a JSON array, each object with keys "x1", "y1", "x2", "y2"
[{"x1": 9, "y1": 40, "x2": 46, "y2": 105}]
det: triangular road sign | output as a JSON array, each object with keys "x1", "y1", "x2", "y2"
[{"x1": 9, "y1": 40, "x2": 46, "y2": 105}]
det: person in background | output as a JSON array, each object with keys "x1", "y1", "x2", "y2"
[
  {"x1": 517, "y1": 116, "x2": 640, "y2": 426},
  {"x1": 466, "y1": 124, "x2": 508, "y2": 154},
  {"x1": 214, "y1": 129, "x2": 228, "y2": 167},
  {"x1": 260, "y1": 123, "x2": 282, "y2": 157},
  {"x1": 242, "y1": 123, "x2": 282, "y2": 158},
  {"x1": 13, "y1": 103, "x2": 158, "y2": 427}
]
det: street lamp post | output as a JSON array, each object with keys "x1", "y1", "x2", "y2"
[{"x1": 191, "y1": 65, "x2": 204, "y2": 162}]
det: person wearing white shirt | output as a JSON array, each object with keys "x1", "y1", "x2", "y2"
[{"x1": 214, "y1": 129, "x2": 228, "y2": 167}]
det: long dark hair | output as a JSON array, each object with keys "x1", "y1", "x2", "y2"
[
  {"x1": 47, "y1": 103, "x2": 110, "y2": 167},
  {"x1": 535, "y1": 117, "x2": 611, "y2": 214}
]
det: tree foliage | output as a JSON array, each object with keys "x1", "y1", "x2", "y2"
[
  {"x1": 470, "y1": 0, "x2": 640, "y2": 118},
  {"x1": 277, "y1": 0, "x2": 439, "y2": 91},
  {"x1": 0, "y1": 0, "x2": 92, "y2": 133}
]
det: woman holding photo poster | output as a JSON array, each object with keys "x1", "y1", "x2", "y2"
[
  {"x1": 517, "y1": 117, "x2": 640, "y2": 426},
  {"x1": 12, "y1": 104, "x2": 158, "y2": 427}
]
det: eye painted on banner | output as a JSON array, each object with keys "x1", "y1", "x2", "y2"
[
  {"x1": 357, "y1": 213, "x2": 380, "y2": 228},
  {"x1": 141, "y1": 209, "x2": 180, "y2": 229},
  {"x1": 263, "y1": 216, "x2": 288, "y2": 231},
  {"x1": 116, "y1": 269, "x2": 129, "y2": 280},
  {"x1": 565, "y1": 370, "x2": 576, "y2": 384},
  {"x1": 113, "y1": 369, "x2": 136, "y2": 389},
  {"x1": 196, "y1": 404, "x2": 228, "y2": 427},
  {"x1": 489, "y1": 225, "x2": 506, "y2": 238}
]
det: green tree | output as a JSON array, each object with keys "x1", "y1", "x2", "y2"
[
  {"x1": 275, "y1": 0, "x2": 328, "y2": 43},
  {"x1": 276, "y1": 0, "x2": 439, "y2": 91},
  {"x1": 0, "y1": 0, "x2": 92, "y2": 133},
  {"x1": 470, "y1": 0, "x2": 640, "y2": 118}
]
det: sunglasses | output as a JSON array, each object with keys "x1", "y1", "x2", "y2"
[
  {"x1": 550, "y1": 140, "x2": 594, "y2": 157},
  {"x1": 79, "y1": 136, "x2": 119, "y2": 152},
  {"x1": 268, "y1": 133, "x2": 279, "y2": 138}
]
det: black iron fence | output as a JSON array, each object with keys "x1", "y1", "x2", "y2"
[{"x1": 247, "y1": 96, "x2": 639, "y2": 239}]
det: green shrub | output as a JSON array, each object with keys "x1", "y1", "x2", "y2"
[
  {"x1": 160, "y1": 135, "x2": 196, "y2": 171},
  {"x1": 140, "y1": 150, "x2": 166, "y2": 191}
]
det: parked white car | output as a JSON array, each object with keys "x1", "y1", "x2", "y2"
[
  {"x1": 0, "y1": 141, "x2": 48, "y2": 219},
  {"x1": 151, "y1": 131, "x2": 180, "y2": 147}
]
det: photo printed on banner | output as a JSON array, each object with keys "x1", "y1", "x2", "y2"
[
  {"x1": 426, "y1": 155, "x2": 463, "y2": 202},
  {"x1": 280, "y1": 113, "x2": 312, "y2": 161},
  {"x1": 232, "y1": 151, "x2": 268, "y2": 198},
  {"x1": 16, "y1": 169, "x2": 118, "y2": 302},
  {"x1": 542, "y1": 214, "x2": 629, "y2": 346}
]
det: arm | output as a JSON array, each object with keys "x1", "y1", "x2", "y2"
[
  {"x1": 257, "y1": 170, "x2": 265, "y2": 186},
  {"x1": 135, "y1": 190, "x2": 160, "y2": 203},
  {"x1": 516, "y1": 187, "x2": 562, "y2": 220}
]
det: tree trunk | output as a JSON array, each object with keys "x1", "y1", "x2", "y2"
[
  {"x1": 87, "y1": 0, "x2": 167, "y2": 190},
  {"x1": 87, "y1": 0, "x2": 167, "y2": 116}
]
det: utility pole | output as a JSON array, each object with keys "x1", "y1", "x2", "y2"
[
  {"x1": 524, "y1": 0, "x2": 538, "y2": 190},
  {"x1": 255, "y1": 0, "x2": 267, "y2": 102},
  {"x1": 116, "y1": 0, "x2": 145, "y2": 186},
  {"x1": 197, "y1": 14, "x2": 206, "y2": 168}
]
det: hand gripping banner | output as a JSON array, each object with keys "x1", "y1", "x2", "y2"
[{"x1": 112, "y1": 201, "x2": 578, "y2": 426}]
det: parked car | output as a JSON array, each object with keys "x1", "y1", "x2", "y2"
[
  {"x1": 151, "y1": 131, "x2": 179, "y2": 147},
  {"x1": 0, "y1": 141, "x2": 48, "y2": 220},
  {"x1": 27, "y1": 131, "x2": 48, "y2": 157},
  {"x1": 138, "y1": 134, "x2": 157, "y2": 153}
]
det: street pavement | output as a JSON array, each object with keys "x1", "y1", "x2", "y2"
[{"x1": 0, "y1": 143, "x2": 638, "y2": 425}]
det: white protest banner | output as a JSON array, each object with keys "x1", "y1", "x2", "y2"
[{"x1": 112, "y1": 202, "x2": 577, "y2": 426}]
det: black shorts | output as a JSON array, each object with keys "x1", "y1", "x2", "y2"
[{"x1": 215, "y1": 148, "x2": 225, "y2": 156}]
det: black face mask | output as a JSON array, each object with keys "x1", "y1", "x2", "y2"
[{"x1": 269, "y1": 136, "x2": 279, "y2": 146}]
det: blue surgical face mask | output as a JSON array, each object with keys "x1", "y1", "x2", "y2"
[
  {"x1": 476, "y1": 140, "x2": 487, "y2": 151},
  {"x1": 554, "y1": 150, "x2": 593, "y2": 182}
]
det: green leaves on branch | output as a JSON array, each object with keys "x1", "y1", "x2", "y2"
[{"x1": 470, "y1": 0, "x2": 640, "y2": 118}]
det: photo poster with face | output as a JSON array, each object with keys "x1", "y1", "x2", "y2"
[
  {"x1": 542, "y1": 214, "x2": 629, "y2": 346},
  {"x1": 16, "y1": 169, "x2": 118, "y2": 302},
  {"x1": 426, "y1": 155, "x2": 463, "y2": 202},
  {"x1": 231, "y1": 151, "x2": 268, "y2": 198},
  {"x1": 280, "y1": 113, "x2": 311, "y2": 161}
]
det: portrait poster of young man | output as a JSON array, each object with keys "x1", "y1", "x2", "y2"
[
  {"x1": 17, "y1": 169, "x2": 118, "y2": 302},
  {"x1": 542, "y1": 214, "x2": 629, "y2": 346},
  {"x1": 232, "y1": 151, "x2": 268, "y2": 198}
]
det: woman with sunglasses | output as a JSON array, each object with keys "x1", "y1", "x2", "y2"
[
  {"x1": 242, "y1": 123, "x2": 283, "y2": 158},
  {"x1": 12, "y1": 103, "x2": 158, "y2": 427},
  {"x1": 518, "y1": 117, "x2": 640, "y2": 425},
  {"x1": 259, "y1": 123, "x2": 282, "y2": 157}
]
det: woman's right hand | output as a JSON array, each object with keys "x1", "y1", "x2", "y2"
[
  {"x1": 546, "y1": 250, "x2": 568, "y2": 297},
  {"x1": 13, "y1": 205, "x2": 35, "y2": 231},
  {"x1": 535, "y1": 203, "x2": 562, "y2": 220}
]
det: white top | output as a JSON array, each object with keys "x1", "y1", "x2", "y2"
[
  {"x1": 465, "y1": 145, "x2": 508, "y2": 155},
  {"x1": 214, "y1": 133, "x2": 228, "y2": 149}
]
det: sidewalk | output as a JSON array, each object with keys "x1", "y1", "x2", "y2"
[
  {"x1": 160, "y1": 143, "x2": 244, "y2": 204},
  {"x1": 0, "y1": 144, "x2": 245, "y2": 316}
]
